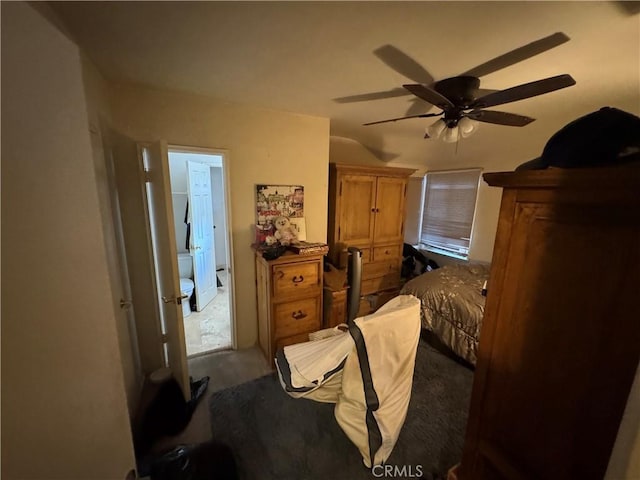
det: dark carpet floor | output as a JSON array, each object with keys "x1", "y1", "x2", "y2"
[{"x1": 209, "y1": 339, "x2": 474, "y2": 480}]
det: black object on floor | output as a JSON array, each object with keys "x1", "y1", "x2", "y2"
[
  {"x1": 135, "y1": 375, "x2": 211, "y2": 459},
  {"x1": 209, "y1": 339, "x2": 473, "y2": 480},
  {"x1": 148, "y1": 441, "x2": 238, "y2": 480},
  {"x1": 188, "y1": 375, "x2": 209, "y2": 413},
  {"x1": 135, "y1": 377, "x2": 190, "y2": 458},
  {"x1": 217, "y1": 274, "x2": 223, "y2": 288}
]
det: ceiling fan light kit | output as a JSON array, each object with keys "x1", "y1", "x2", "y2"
[
  {"x1": 426, "y1": 118, "x2": 447, "y2": 139},
  {"x1": 426, "y1": 115, "x2": 479, "y2": 141},
  {"x1": 357, "y1": 33, "x2": 577, "y2": 142},
  {"x1": 458, "y1": 117, "x2": 479, "y2": 138},
  {"x1": 442, "y1": 126, "x2": 460, "y2": 143}
]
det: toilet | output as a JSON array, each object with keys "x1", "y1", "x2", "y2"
[{"x1": 177, "y1": 253, "x2": 195, "y2": 317}]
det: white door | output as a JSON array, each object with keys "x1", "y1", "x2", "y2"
[
  {"x1": 108, "y1": 129, "x2": 165, "y2": 377},
  {"x1": 94, "y1": 125, "x2": 142, "y2": 414},
  {"x1": 143, "y1": 141, "x2": 190, "y2": 399},
  {"x1": 187, "y1": 161, "x2": 217, "y2": 310}
]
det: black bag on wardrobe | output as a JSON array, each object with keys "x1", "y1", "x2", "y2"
[{"x1": 517, "y1": 107, "x2": 640, "y2": 170}]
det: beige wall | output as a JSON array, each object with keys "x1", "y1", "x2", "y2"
[
  {"x1": 330, "y1": 136, "x2": 391, "y2": 167},
  {"x1": 1, "y1": 3, "x2": 135, "y2": 478},
  {"x1": 107, "y1": 84, "x2": 330, "y2": 348}
]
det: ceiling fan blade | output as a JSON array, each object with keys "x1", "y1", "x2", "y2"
[
  {"x1": 374, "y1": 45, "x2": 434, "y2": 84},
  {"x1": 363, "y1": 112, "x2": 441, "y2": 126},
  {"x1": 476, "y1": 88, "x2": 499, "y2": 97},
  {"x1": 471, "y1": 74, "x2": 576, "y2": 109},
  {"x1": 466, "y1": 110, "x2": 535, "y2": 127},
  {"x1": 334, "y1": 87, "x2": 411, "y2": 103},
  {"x1": 461, "y1": 32, "x2": 570, "y2": 78},
  {"x1": 405, "y1": 98, "x2": 434, "y2": 117},
  {"x1": 403, "y1": 84, "x2": 454, "y2": 110}
]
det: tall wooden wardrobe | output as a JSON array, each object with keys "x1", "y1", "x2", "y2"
[
  {"x1": 327, "y1": 163, "x2": 416, "y2": 316},
  {"x1": 457, "y1": 165, "x2": 640, "y2": 480}
]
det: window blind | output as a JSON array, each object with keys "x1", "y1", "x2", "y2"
[{"x1": 420, "y1": 169, "x2": 481, "y2": 256}]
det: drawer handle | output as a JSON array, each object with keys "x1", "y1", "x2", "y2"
[
  {"x1": 385, "y1": 250, "x2": 390, "y2": 255},
  {"x1": 292, "y1": 275, "x2": 304, "y2": 284},
  {"x1": 292, "y1": 310, "x2": 307, "y2": 320}
]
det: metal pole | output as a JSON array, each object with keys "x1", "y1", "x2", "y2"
[{"x1": 347, "y1": 246, "x2": 363, "y2": 324}]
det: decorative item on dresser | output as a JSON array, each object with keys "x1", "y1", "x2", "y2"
[
  {"x1": 327, "y1": 163, "x2": 416, "y2": 317},
  {"x1": 255, "y1": 250, "x2": 324, "y2": 365},
  {"x1": 456, "y1": 165, "x2": 640, "y2": 479}
]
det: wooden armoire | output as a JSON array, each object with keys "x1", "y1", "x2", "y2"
[
  {"x1": 327, "y1": 163, "x2": 416, "y2": 316},
  {"x1": 457, "y1": 165, "x2": 640, "y2": 479}
]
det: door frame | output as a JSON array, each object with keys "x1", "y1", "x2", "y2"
[{"x1": 168, "y1": 144, "x2": 237, "y2": 350}]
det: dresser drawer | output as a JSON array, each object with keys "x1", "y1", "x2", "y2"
[
  {"x1": 361, "y1": 275, "x2": 400, "y2": 295},
  {"x1": 338, "y1": 247, "x2": 371, "y2": 268},
  {"x1": 323, "y1": 287, "x2": 348, "y2": 328},
  {"x1": 363, "y1": 259, "x2": 401, "y2": 279},
  {"x1": 274, "y1": 296, "x2": 321, "y2": 339},
  {"x1": 275, "y1": 332, "x2": 313, "y2": 351},
  {"x1": 272, "y1": 261, "x2": 321, "y2": 298},
  {"x1": 373, "y1": 244, "x2": 401, "y2": 261}
]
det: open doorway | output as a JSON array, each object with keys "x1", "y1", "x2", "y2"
[{"x1": 167, "y1": 147, "x2": 234, "y2": 357}]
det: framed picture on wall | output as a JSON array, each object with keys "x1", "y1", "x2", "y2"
[
  {"x1": 289, "y1": 217, "x2": 307, "y2": 241},
  {"x1": 255, "y1": 184, "x2": 304, "y2": 228}
]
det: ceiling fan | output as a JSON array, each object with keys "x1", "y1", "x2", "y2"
[{"x1": 338, "y1": 33, "x2": 576, "y2": 142}]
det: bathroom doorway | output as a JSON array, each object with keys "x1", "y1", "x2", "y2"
[{"x1": 167, "y1": 147, "x2": 234, "y2": 357}]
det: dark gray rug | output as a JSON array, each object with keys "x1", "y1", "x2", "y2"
[{"x1": 209, "y1": 339, "x2": 473, "y2": 480}]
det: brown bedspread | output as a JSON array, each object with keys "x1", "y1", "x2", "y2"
[{"x1": 400, "y1": 263, "x2": 490, "y2": 365}]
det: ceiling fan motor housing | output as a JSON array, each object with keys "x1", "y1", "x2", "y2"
[
  {"x1": 435, "y1": 76, "x2": 480, "y2": 127},
  {"x1": 434, "y1": 76, "x2": 480, "y2": 107}
]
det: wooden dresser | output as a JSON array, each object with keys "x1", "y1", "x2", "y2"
[
  {"x1": 323, "y1": 286, "x2": 348, "y2": 328},
  {"x1": 256, "y1": 250, "x2": 324, "y2": 364},
  {"x1": 327, "y1": 163, "x2": 416, "y2": 316},
  {"x1": 457, "y1": 165, "x2": 640, "y2": 479}
]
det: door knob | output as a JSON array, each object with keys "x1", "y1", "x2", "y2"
[{"x1": 162, "y1": 293, "x2": 189, "y2": 305}]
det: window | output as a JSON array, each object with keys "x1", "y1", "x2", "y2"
[{"x1": 420, "y1": 169, "x2": 481, "y2": 259}]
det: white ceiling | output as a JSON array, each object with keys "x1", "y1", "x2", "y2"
[{"x1": 50, "y1": 1, "x2": 640, "y2": 170}]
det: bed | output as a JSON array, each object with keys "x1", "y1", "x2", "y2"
[{"x1": 399, "y1": 263, "x2": 490, "y2": 365}]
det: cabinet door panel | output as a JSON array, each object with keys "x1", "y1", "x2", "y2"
[
  {"x1": 469, "y1": 201, "x2": 640, "y2": 479},
  {"x1": 374, "y1": 177, "x2": 407, "y2": 244},
  {"x1": 339, "y1": 175, "x2": 376, "y2": 244}
]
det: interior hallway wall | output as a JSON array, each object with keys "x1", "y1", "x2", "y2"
[
  {"x1": 1, "y1": 3, "x2": 136, "y2": 478},
  {"x1": 108, "y1": 83, "x2": 330, "y2": 348}
]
